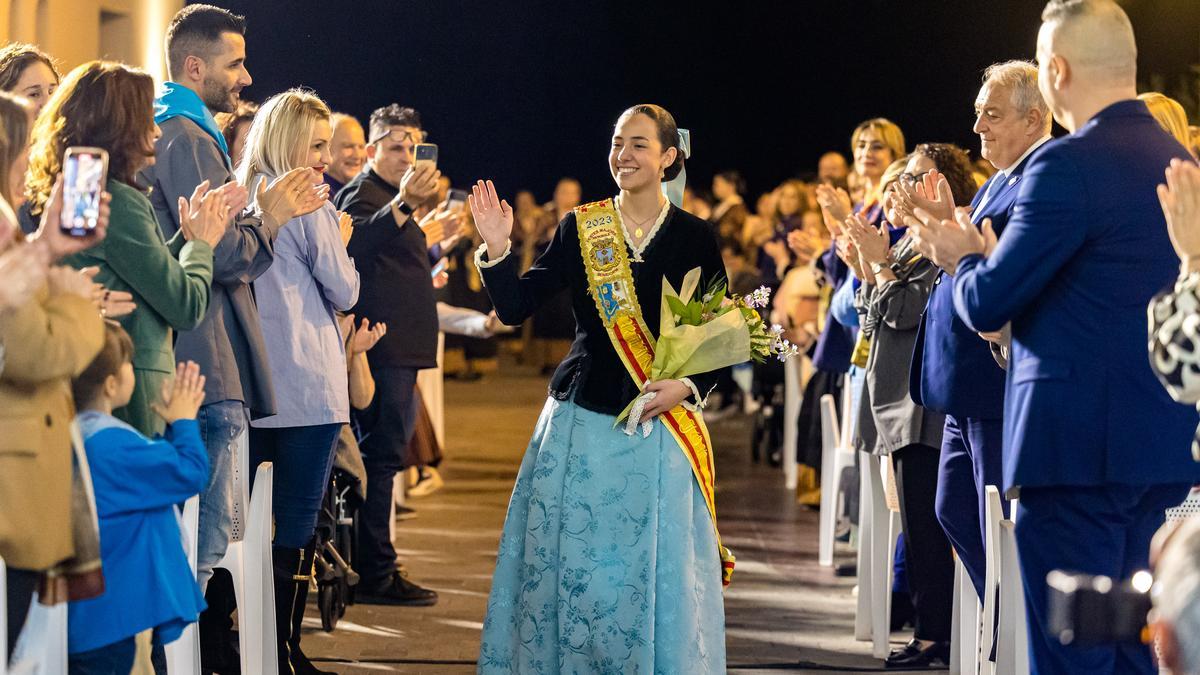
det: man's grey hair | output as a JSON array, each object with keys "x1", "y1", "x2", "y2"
[
  {"x1": 1154, "y1": 517, "x2": 1200, "y2": 675},
  {"x1": 983, "y1": 60, "x2": 1051, "y2": 130},
  {"x1": 1041, "y1": 0, "x2": 1137, "y2": 85}
]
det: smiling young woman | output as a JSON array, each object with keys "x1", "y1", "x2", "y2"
[{"x1": 470, "y1": 104, "x2": 729, "y2": 674}]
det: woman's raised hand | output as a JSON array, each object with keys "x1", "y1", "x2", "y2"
[
  {"x1": 1159, "y1": 158, "x2": 1200, "y2": 273},
  {"x1": 815, "y1": 184, "x2": 852, "y2": 224},
  {"x1": 177, "y1": 180, "x2": 232, "y2": 248},
  {"x1": 469, "y1": 180, "x2": 513, "y2": 259}
]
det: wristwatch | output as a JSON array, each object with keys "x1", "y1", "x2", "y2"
[
  {"x1": 393, "y1": 197, "x2": 414, "y2": 217},
  {"x1": 870, "y1": 259, "x2": 891, "y2": 275}
]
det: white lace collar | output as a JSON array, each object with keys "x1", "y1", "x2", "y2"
[{"x1": 614, "y1": 194, "x2": 671, "y2": 262}]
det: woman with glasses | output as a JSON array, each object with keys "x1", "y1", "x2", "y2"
[{"x1": 843, "y1": 142, "x2": 978, "y2": 668}]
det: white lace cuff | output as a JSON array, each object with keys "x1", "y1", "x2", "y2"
[
  {"x1": 474, "y1": 240, "x2": 513, "y2": 270},
  {"x1": 679, "y1": 377, "x2": 707, "y2": 411}
]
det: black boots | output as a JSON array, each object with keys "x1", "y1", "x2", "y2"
[
  {"x1": 272, "y1": 542, "x2": 332, "y2": 675},
  {"x1": 199, "y1": 569, "x2": 241, "y2": 674}
]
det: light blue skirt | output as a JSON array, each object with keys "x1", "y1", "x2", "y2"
[{"x1": 478, "y1": 398, "x2": 726, "y2": 674}]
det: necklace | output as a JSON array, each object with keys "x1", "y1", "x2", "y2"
[{"x1": 620, "y1": 205, "x2": 658, "y2": 240}]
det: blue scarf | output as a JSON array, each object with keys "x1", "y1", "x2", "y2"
[{"x1": 154, "y1": 82, "x2": 230, "y2": 159}]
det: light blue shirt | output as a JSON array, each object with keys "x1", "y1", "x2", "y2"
[{"x1": 250, "y1": 187, "x2": 360, "y2": 428}]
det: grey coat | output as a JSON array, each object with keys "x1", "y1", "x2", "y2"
[
  {"x1": 854, "y1": 236, "x2": 945, "y2": 455},
  {"x1": 140, "y1": 115, "x2": 280, "y2": 418}
]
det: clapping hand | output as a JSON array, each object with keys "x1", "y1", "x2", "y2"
[
  {"x1": 177, "y1": 180, "x2": 232, "y2": 248},
  {"x1": 29, "y1": 174, "x2": 111, "y2": 261},
  {"x1": 78, "y1": 267, "x2": 136, "y2": 318},
  {"x1": 258, "y1": 167, "x2": 329, "y2": 225},
  {"x1": 842, "y1": 213, "x2": 889, "y2": 265},
  {"x1": 1158, "y1": 158, "x2": 1200, "y2": 273},
  {"x1": 835, "y1": 236, "x2": 866, "y2": 280},
  {"x1": 897, "y1": 169, "x2": 956, "y2": 223},
  {"x1": 152, "y1": 361, "x2": 207, "y2": 424},
  {"x1": 469, "y1": 180, "x2": 514, "y2": 258},
  {"x1": 787, "y1": 228, "x2": 819, "y2": 264},
  {"x1": 907, "y1": 207, "x2": 996, "y2": 274},
  {"x1": 419, "y1": 206, "x2": 461, "y2": 249},
  {"x1": 337, "y1": 210, "x2": 353, "y2": 247},
  {"x1": 348, "y1": 315, "x2": 388, "y2": 354},
  {"x1": 815, "y1": 184, "x2": 853, "y2": 225}
]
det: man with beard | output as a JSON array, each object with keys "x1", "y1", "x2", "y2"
[{"x1": 142, "y1": 5, "x2": 327, "y2": 672}]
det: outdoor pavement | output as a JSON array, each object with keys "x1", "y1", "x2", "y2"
[{"x1": 304, "y1": 360, "x2": 933, "y2": 674}]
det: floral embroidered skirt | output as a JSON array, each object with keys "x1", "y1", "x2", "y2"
[{"x1": 478, "y1": 398, "x2": 726, "y2": 674}]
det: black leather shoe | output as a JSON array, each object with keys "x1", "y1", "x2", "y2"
[
  {"x1": 885, "y1": 639, "x2": 950, "y2": 668},
  {"x1": 355, "y1": 572, "x2": 439, "y2": 606}
]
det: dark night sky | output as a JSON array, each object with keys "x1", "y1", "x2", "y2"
[{"x1": 202, "y1": 0, "x2": 1198, "y2": 203}]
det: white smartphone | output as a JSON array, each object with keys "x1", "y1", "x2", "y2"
[{"x1": 60, "y1": 146, "x2": 109, "y2": 237}]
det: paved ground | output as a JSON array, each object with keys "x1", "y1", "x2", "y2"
[{"x1": 305, "y1": 361, "x2": 930, "y2": 674}]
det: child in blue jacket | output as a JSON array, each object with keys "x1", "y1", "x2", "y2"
[{"x1": 67, "y1": 322, "x2": 208, "y2": 674}]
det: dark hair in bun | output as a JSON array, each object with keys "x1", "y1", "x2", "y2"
[{"x1": 617, "y1": 103, "x2": 685, "y2": 182}]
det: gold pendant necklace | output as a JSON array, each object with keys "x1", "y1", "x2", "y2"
[{"x1": 621, "y1": 207, "x2": 655, "y2": 242}]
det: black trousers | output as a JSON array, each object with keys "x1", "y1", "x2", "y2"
[
  {"x1": 6, "y1": 567, "x2": 38, "y2": 656},
  {"x1": 892, "y1": 443, "x2": 955, "y2": 642},
  {"x1": 356, "y1": 365, "x2": 420, "y2": 584}
]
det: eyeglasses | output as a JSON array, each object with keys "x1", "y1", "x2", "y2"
[
  {"x1": 369, "y1": 128, "x2": 426, "y2": 146},
  {"x1": 898, "y1": 171, "x2": 931, "y2": 187}
]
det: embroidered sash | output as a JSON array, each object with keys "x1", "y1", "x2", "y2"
[{"x1": 575, "y1": 198, "x2": 735, "y2": 586}]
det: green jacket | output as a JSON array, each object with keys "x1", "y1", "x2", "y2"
[{"x1": 64, "y1": 180, "x2": 214, "y2": 426}]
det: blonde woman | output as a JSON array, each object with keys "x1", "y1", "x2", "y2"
[
  {"x1": 1139, "y1": 92, "x2": 1194, "y2": 157},
  {"x1": 237, "y1": 88, "x2": 359, "y2": 675}
]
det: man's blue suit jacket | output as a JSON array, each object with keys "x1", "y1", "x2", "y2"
[
  {"x1": 910, "y1": 154, "x2": 1035, "y2": 420},
  {"x1": 953, "y1": 100, "x2": 1200, "y2": 492}
]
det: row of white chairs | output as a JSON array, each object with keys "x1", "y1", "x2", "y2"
[
  {"x1": 814, "y1": 379, "x2": 1029, "y2": 672},
  {"x1": 1, "y1": 431, "x2": 276, "y2": 675}
]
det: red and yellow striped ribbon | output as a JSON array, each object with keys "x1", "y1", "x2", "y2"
[{"x1": 575, "y1": 198, "x2": 735, "y2": 586}]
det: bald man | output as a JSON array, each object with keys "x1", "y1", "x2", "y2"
[
  {"x1": 325, "y1": 112, "x2": 367, "y2": 195},
  {"x1": 910, "y1": 1, "x2": 1200, "y2": 672}
]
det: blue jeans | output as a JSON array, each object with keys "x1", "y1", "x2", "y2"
[
  {"x1": 248, "y1": 423, "x2": 340, "y2": 548},
  {"x1": 195, "y1": 401, "x2": 246, "y2": 592},
  {"x1": 68, "y1": 636, "x2": 136, "y2": 675}
]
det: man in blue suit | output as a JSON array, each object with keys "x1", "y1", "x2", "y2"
[
  {"x1": 907, "y1": 60, "x2": 1052, "y2": 604},
  {"x1": 908, "y1": 1, "x2": 1200, "y2": 672}
]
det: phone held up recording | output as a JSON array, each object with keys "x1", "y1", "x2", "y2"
[
  {"x1": 60, "y1": 147, "x2": 109, "y2": 237},
  {"x1": 414, "y1": 143, "x2": 438, "y2": 172}
]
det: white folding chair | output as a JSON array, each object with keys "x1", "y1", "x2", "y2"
[
  {"x1": 854, "y1": 450, "x2": 874, "y2": 642},
  {"x1": 818, "y1": 394, "x2": 857, "y2": 567},
  {"x1": 866, "y1": 454, "x2": 901, "y2": 658},
  {"x1": 781, "y1": 356, "x2": 803, "y2": 490},
  {"x1": 208, "y1": 428, "x2": 277, "y2": 675},
  {"x1": 166, "y1": 496, "x2": 201, "y2": 674},
  {"x1": 951, "y1": 556, "x2": 982, "y2": 675},
  {"x1": 995, "y1": 519, "x2": 1029, "y2": 675},
  {"x1": 978, "y1": 486, "x2": 1005, "y2": 675}
]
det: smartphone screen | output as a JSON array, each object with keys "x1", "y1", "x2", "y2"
[
  {"x1": 414, "y1": 143, "x2": 438, "y2": 170},
  {"x1": 431, "y1": 257, "x2": 448, "y2": 278},
  {"x1": 61, "y1": 147, "x2": 109, "y2": 237}
]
